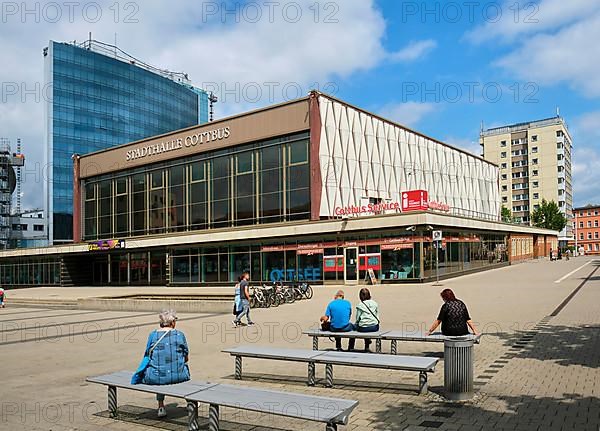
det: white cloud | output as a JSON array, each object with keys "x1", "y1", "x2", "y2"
[
  {"x1": 377, "y1": 102, "x2": 437, "y2": 128},
  {"x1": 443, "y1": 137, "x2": 482, "y2": 157},
  {"x1": 0, "y1": 0, "x2": 416, "y2": 209},
  {"x1": 571, "y1": 111, "x2": 600, "y2": 206},
  {"x1": 494, "y1": 12, "x2": 600, "y2": 97},
  {"x1": 388, "y1": 39, "x2": 437, "y2": 62},
  {"x1": 465, "y1": 0, "x2": 600, "y2": 44}
]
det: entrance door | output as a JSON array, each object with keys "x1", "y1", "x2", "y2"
[{"x1": 344, "y1": 247, "x2": 359, "y2": 284}]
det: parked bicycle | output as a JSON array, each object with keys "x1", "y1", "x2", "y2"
[{"x1": 249, "y1": 280, "x2": 313, "y2": 308}]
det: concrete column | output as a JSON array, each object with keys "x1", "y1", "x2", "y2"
[{"x1": 71, "y1": 154, "x2": 82, "y2": 243}]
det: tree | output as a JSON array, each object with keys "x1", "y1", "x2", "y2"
[
  {"x1": 501, "y1": 205, "x2": 512, "y2": 223},
  {"x1": 531, "y1": 199, "x2": 568, "y2": 231}
]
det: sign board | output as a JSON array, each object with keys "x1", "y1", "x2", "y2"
[
  {"x1": 88, "y1": 239, "x2": 125, "y2": 252},
  {"x1": 432, "y1": 230, "x2": 443, "y2": 241},
  {"x1": 401, "y1": 190, "x2": 429, "y2": 212},
  {"x1": 366, "y1": 268, "x2": 378, "y2": 285},
  {"x1": 334, "y1": 201, "x2": 400, "y2": 216}
]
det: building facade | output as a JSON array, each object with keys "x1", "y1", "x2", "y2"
[
  {"x1": 570, "y1": 206, "x2": 600, "y2": 255},
  {"x1": 480, "y1": 117, "x2": 573, "y2": 243},
  {"x1": 43, "y1": 39, "x2": 209, "y2": 245},
  {"x1": 0, "y1": 93, "x2": 557, "y2": 287},
  {"x1": 9, "y1": 210, "x2": 47, "y2": 249}
]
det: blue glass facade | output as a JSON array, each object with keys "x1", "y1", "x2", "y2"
[{"x1": 46, "y1": 41, "x2": 207, "y2": 243}]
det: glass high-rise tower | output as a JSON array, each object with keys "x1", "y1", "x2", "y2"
[{"x1": 43, "y1": 39, "x2": 208, "y2": 244}]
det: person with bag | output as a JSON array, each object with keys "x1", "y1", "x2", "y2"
[
  {"x1": 349, "y1": 288, "x2": 380, "y2": 352},
  {"x1": 132, "y1": 310, "x2": 190, "y2": 418},
  {"x1": 233, "y1": 272, "x2": 254, "y2": 327},
  {"x1": 232, "y1": 275, "x2": 242, "y2": 323}
]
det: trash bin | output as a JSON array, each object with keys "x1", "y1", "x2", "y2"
[{"x1": 444, "y1": 337, "x2": 474, "y2": 401}]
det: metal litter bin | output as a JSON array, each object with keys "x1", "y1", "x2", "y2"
[{"x1": 444, "y1": 337, "x2": 474, "y2": 401}]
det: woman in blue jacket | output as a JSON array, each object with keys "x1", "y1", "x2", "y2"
[{"x1": 142, "y1": 310, "x2": 190, "y2": 418}]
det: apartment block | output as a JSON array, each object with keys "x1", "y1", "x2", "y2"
[
  {"x1": 570, "y1": 205, "x2": 600, "y2": 255},
  {"x1": 480, "y1": 116, "x2": 573, "y2": 242}
]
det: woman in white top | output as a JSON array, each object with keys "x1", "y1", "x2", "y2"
[{"x1": 349, "y1": 288, "x2": 380, "y2": 352}]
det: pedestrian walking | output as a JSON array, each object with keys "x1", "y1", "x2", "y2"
[{"x1": 233, "y1": 272, "x2": 254, "y2": 327}]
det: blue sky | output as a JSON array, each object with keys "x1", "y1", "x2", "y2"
[{"x1": 1, "y1": 0, "x2": 599, "y2": 208}]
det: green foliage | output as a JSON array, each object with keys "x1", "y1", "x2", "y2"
[
  {"x1": 531, "y1": 199, "x2": 568, "y2": 231},
  {"x1": 501, "y1": 205, "x2": 512, "y2": 223}
]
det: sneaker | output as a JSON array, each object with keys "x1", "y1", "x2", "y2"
[
  {"x1": 247, "y1": 322, "x2": 255, "y2": 326},
  {"x1": 157, "y1": 407, "x2": 167, "y2": 418},
  {"x1": 232, "y1": 320, "x2": 239, "y2": 328}
]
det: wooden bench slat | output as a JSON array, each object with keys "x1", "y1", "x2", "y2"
[
  {"x1": 382, "y1": 331, "x2": 482, "y2": 343},
  {"x1": 86, "y1": 370, "x2": 217, "y2": 397},
  {"x1": 316, "y1": 351, "x2": 438, "y2": 371},
  {"x1": 187, "y1": 383, "x2": 358, "y2": 424},
  {"x1": 303, "y1": 330, "x2": 391, "y2": 339},
  {"x1": 223, "y1": 346, "x2": 438, "y2": 372},
  {"x1": 223, "y1": 346, "x2": 327, "y2": 361}
]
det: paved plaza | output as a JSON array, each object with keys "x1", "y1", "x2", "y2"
[{"x1": 1, "y1": 256, "x2": 599, "y2": 431}]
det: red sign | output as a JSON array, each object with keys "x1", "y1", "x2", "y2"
[
  {"x1": 401, "y1": 190, "x2": 429, "y2": 212},
  {"x1": 428, "y1": 200, "x2": 451, "y2": 212}
]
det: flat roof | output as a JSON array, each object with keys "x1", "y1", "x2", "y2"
[
  {"x1": 0, "y1": 212, "x2": 557, "y2": 259},
  {"x1": 78, "y1": 91, "x2": 495, "y2": 167}
]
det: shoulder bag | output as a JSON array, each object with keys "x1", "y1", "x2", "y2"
[
  {"x1": 360, "y1": 300, "x2": 380, "y2": 325},
  {"x1": 131, "y1": 329, "x2": 171, "y2": 384}
]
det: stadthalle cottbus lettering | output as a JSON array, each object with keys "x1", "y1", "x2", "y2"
[{"x1": 126, "y1": 126, "x2": 231, "y2": 161}]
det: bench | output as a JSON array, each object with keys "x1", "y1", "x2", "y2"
[
  {"x1": 222, "y1": 346, "x2": 438, "y2": 394},
  {"x1": 304, "y1": 329, "x2": 481, "y2": 354},
  {"x1": 87, "y1": 370, "x2": 358, "y2": 431},
  {"x1": 381, "y1": 331, "x2": 481, "y2": 355}
]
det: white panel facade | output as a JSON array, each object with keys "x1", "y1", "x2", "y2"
[{"x1": 318, "y1": 96, "x2": 500, "y2": 219}]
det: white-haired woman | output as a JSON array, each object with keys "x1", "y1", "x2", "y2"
[{"x1": 142, "y1": 310, "x2": 190, "y2": 417}]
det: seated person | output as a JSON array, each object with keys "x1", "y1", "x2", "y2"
[
  {"x1": 348, "y1": 288, "x2": 379, "y2": 352},
  {"x1": 142, "y1": 310, "x2": 190, "y2": 418},
  {"x1": 320, "y1": 290, "x2": 353, "y2": 350},
  {"x1": 426, "y1": 289, "x2": 479, "y2": 336}
]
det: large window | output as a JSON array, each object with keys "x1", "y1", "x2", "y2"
[{"x1": 82, "y1": 133, "x2": 310, "y2": 240}]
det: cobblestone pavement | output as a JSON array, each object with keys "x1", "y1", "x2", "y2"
[{"x1": 1, "y1": 256, "x2": 599, "y2": 431}]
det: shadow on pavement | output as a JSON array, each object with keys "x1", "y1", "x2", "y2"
[
  {"x1": 96, "y1": 404, "x2": 293, "y2": 430},
  {"x1": 369, "y1": 393, "x2": 600, "y2": 430},
  {"x1": 489, "y1": 324, "x2": 600, "y2": 369}
]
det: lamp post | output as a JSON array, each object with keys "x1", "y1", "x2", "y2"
[{"x1": 574, "y1": 211, "x2": 578, "y2": 256}]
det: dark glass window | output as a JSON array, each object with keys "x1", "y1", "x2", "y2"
[{"x1": 212, "y1": 157, "x2": 230, "y2": 227}]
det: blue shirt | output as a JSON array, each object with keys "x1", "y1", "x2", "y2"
[
  {"x1": 325, "y1": 299, "x2": 352, "y2": 329},
  {"x1": 142, "y1": 329, "x2": 190, "y2": 385}
]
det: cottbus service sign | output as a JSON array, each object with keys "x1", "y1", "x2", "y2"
[
  {"x1": 334, "y1": 202, "x2": 400, "y2": 216},
  {"x1": 333, "y1": 190, "x2": 450, "y2": 217}
]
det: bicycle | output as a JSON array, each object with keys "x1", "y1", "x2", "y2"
[{"x1": 292, "y1": 281, "x2": 313, "y2": 300}]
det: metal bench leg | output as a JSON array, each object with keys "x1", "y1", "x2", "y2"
[
  {"x1": 419, "y1": 371, "x2": 428, "y2": 395},
  {"x1": 187, "y1": 400, "x2": 199, "y2": 431},
  {"x1": 326, "y1": 423, "x2": 338, "y2": 431},
  {"x1": 308, "y1": 362, "x2": 316, "y2": 386},
  {"x1": 376, "y1": 339, "x2": 382, "y2": 353},
  {"x1": 108, "y1": 385, "x2": 117, "y2": 418},
  {"x1": 235, "y1": 356, "x2": 242, "y2": 380},
  {"x1": 325, "y1": 364, "x2": 334, "y2": 388},
  {"x1": 208, "y1": 404, "x2": 219, "y2": 431},
  {"x1": 391, "y1": 340, "x2": 397, "y2": 355},
  {"x1": 313, "y1": 336, "x2": 319, "y2": 350}
]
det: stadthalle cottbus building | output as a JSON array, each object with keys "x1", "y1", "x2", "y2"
[{"x1": 0, "y1": 92, "x2": 557, "y2": 287}]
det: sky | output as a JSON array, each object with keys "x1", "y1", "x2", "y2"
[{"x1": 1, "y1": 0, "x2": 599, "y2": 210}]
